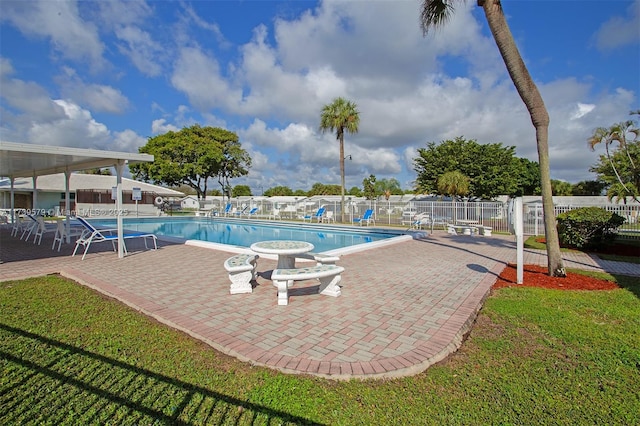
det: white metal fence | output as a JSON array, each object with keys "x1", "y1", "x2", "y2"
[
  {"x1": 521, "y1": 202, "x2": 640, "y2": 238},
  {"x1": 66, "y1": 196, "x2": 638, "y2": 239}
]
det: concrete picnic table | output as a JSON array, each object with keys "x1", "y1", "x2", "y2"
[{"x1": 250, "y1": 240, "x2": 314, "y2": 269}]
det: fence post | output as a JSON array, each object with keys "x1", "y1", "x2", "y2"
[{"x1": 514, "y1": 197, "x2": 524, "y2": 284}]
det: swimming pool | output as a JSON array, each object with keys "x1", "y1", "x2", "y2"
[{"x1": 88, "y1": 217, "x2": 414, "y2": 253}]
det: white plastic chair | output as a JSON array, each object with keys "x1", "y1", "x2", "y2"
[
  {"x1": 10, "y1": 215, "x2": 25, "y2": 237},
  {"x1": 32, "y1": 216, "x2": 58, "y2": 245},
  {"x1": 52, "y1": 219, "x2": 85, "y2": 251}
]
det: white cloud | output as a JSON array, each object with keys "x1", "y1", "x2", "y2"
[
  {"x1": 171, "y1": 46, "x2": 242, "y2": 110},
  {"x1": 151, "y1": 119, "x2": 179, "y2": 135},
  {"x1": 56, "y1": 67, "x2": 130, "y2": 114},
  {"x1": 594, "y1": 0, "x2": 640, "y2": 51},
  {"x1": 28, "y1": 99, "x2": 111, "y2": 148},
  {"x1": 1, "y1": 0, "x2": 104, "y2": 68},
  {"x1": 114, "y1": 25, "x2": 164, "y2": 77},
  {"x1": 112, "y1": 129, "x2": 147, "y2": 152},
  {"x1": 2, "y1": 0, "x2": 637, "y2": 190}
]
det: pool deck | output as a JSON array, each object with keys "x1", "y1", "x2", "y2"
[{"x1": 1, "y1": 226, "x2": 639, "y2": 380}]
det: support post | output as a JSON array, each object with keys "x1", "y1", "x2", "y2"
[{"x1": 514, "y1": 197, "x2": 524, "y2": 284}]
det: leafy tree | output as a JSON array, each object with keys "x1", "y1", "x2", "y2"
[
  {"x1": 437, "y1": 171, "x2": 470, "y2": 200},
  {"x1": 414, "y1": 137, "x2": 523, "y2": 199},
  {"x1": 232, "y1": 185, "x2": 252, "y2": 197},
  {"x1": 207, "y1": 189, "x2": 222, "y2": 196},
  {"x1": 588, "y1": 111, "x2": 640, "y2": 203},
  {"x1": 264, "y1": 186, "x2": 294, "y2": 196},
  {"x1": 513, "y1": 157, "x2": 541, "y2": 196},
  {"x1": 362, "y1": 175, "x2": 377, "y2": 200},
  {"x1": 420, "y1": 0, "x2": 565, "y2": 277},
  {"x1": 131, "y1": 125, "x2": 250, "y2": 201},
  {"x1": 348, "y1": 186, "x2": 363, "y2": 197},
  {"x1": 571, "y1": 180, "x2": 605, "y2": 196},
  {"x1": 308, "y1": 182, "x2": 341, "y2": 196},
  {"x1": 319, "y1": 97, "x2": 360, "y2": 222},
  {"x1": 551, "y1": 180, "x2": 572, "y2": 196},
  {"x1": 215, "y1": 134, "x2": 252, "y2": 204},
  {"x1": 292, "y1": 189, "x2": 307, "y2": 196},
  {"x1": 374, "y1": 178, "x2": 403, "y2": 199},
  {"x1": 172, "y1": 184, "x2": 197, "y2": 195}
]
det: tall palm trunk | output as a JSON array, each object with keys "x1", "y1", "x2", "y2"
[
  {"x1": 480, "y1": 0, "x2": 565, "y2": 276},
  {"x1": 339, "y1": 131, "x2": 346, "y2": 223}
]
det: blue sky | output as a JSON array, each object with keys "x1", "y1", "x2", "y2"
[{"x1": 1, "y1": 0, "x2": 639, "y2": 195}]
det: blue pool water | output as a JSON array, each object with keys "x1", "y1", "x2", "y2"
[{"x1": 88, "y1": 217, "x2": 406, "y2": 253}]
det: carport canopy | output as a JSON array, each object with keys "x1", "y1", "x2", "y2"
[{"x1": 1, "y1": 141, "x2": 154, "y2": 258}]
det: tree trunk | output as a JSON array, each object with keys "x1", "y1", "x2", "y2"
[
  {"x1": 480, "y1": 0, "x2": 566, "y2": 276},
  {"x1": 340, "y1": 133, "x2": 346, "y2": 223}
]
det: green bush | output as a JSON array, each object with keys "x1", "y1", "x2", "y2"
[{"x1": 556, "y1": 207, "x2": 625, "y2": 249}]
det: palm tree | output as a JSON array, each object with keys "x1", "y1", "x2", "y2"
[
  {"x1": 607, "y1": 182, "x2": 638, "y2": 205},
  {"x1": 588, "y1": 112, "x2": 640, "y2": 203},
  {"x1": 438, "y1": 171, "x2": 470, "y2": 221},
  {"x1": 319, "y1": 97, "x2": 360, "y2": 222},
  {"x1": 437, "y1": 171, "x2": 470, "y2": 199},
  {"x1": 420, "y1": 0, "x2": 566, "y2": 277}
]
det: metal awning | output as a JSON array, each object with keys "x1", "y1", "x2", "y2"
[
  {"x1": 1, "y1": 141, "x2": 154, "y2": 259},
  {"x1": 0, "y1": 141, "x2": 153, "y2": 178}
]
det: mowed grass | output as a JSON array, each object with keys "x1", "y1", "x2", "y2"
[{"x1": 1, "y1": 275, "x2": 639, "y2": 425}]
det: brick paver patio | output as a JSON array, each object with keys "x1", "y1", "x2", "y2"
[{"x1": 1, "y1": 226, "x2": 638, "y2": 379}]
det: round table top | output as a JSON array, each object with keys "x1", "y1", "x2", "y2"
[{"x1": 250, "y1": 240, "x2": 314, "y2": 254}]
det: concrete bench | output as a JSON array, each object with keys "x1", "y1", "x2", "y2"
[
  {"x1": 224, "y1": 253, "x2": 259, "y2": 294},
  {"x1": 296, "y1": 252, "x2": 340, "y2": 265},
  {"x1": 447, "y1": 224, "x2": 478, "y2": 236},
  {"x1": 271, "y1": 264, "x2": 345, "y2": 305},
  {"x1": 476, "y1": 225, "x2": 493, "y2": 236}
]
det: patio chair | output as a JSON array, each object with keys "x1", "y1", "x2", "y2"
[
  {"x1": 234, "y1": 206, "x2": 249, "y2": 217},
  {"x1": 322, "y1": 211, "x2": 335, "y2": 223},
  {"x1": 72, "y1": 216, "x2": 158, "y2": 260},
  {"x1": 51, "y1": 219, "x2": 85, "y2": 251},
  {"x1": 10, "y1": 215, "x2": 26, "y2": 237},
  {"x1": 32, "y1": 216, "x2": 58, "y2": 245},
  {"x1": 243, "y1": 207, "x2": 258, "y2": 217},
  {"x1": 303, "y1": 207, "x2": 325, "y2": 223},
  {"x1": 409, "y1": 213, "x2": 431, "y2": 230},
  {"x1": 268, "y1": 208, "x2": 281, "y2": 220},
  {"x1": 353, "y1": 209, "x2": 375, "y2": 226},
  {"x1": 20, "y1": 214, "x2": 41, "y2": 241},
  {"x1": 222, "y1": 203, "x2": 233, "y2": 216}
]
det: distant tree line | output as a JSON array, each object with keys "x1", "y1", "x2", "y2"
[{"x1": 133, "y1": 124, "x2": 633, "y2": 203}]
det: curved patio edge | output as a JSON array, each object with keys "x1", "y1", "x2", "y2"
[{"x1": 59, "y1": 255, "x2": 502, "y2": 381}]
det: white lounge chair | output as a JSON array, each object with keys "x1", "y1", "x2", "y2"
[
  {"x1": 409, "y1": 213, "x2": 431, "y2": 230},
  {"x1": 72, "y1": 216, "x2": 158, "y2": 260}
]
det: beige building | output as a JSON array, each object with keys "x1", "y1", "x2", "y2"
[{"x1": 0, "y1": 173, "x2": 183, "y2": 217}]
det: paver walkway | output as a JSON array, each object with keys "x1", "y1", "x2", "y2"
[{"x1": 1, "y1": 227, "x2": 638, "y2": 379}]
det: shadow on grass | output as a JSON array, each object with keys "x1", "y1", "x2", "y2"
[
  {"x1": 0, "y1": 323, "x2": 322, "y2": 425},
  {"x1": 611, "y1": 274, "x2": 640, "y2": 299}
]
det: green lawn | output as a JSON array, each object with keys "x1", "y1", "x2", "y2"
[{"x1": 1, "y1": 274, "x2": 639, "y2": 425}]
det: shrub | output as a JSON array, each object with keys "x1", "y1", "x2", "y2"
[{"x1": 556, "y1": 207, "x2": 625, "y2": 249}]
